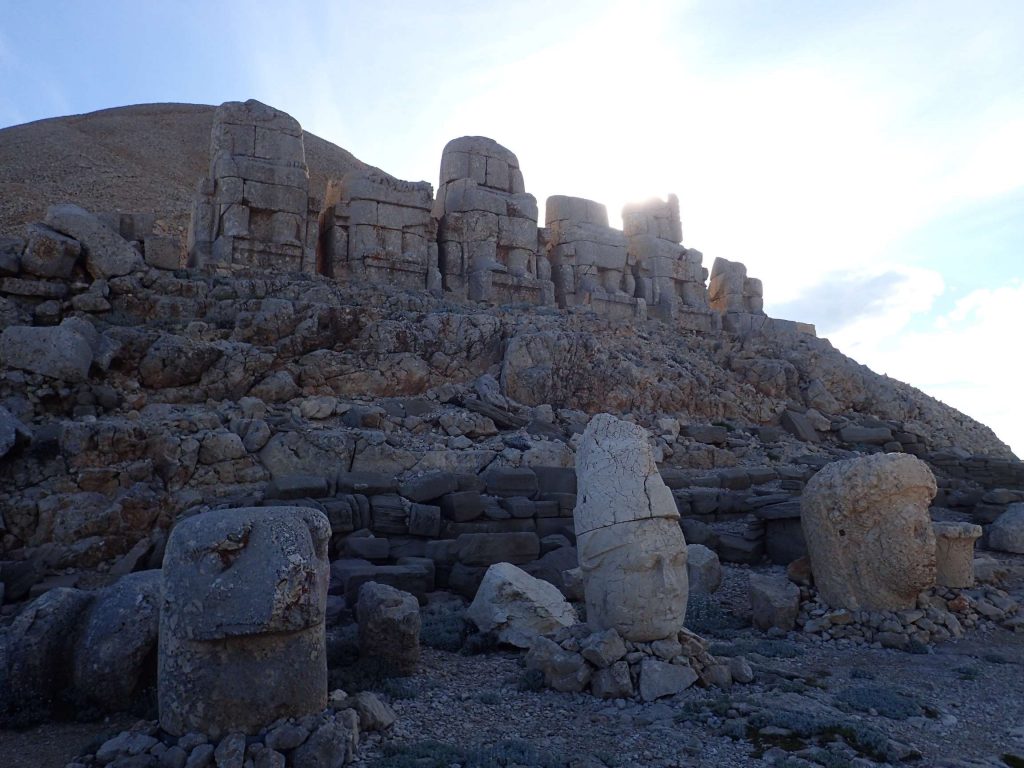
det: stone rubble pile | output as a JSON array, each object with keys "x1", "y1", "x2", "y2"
[
  {"x1": 793, "y1": 583, "x2": 1023, "y2": 648},
  {"x1": 525, "y1": 623, "x2": 753, "y2": 701},
  {"x1": 65, "y1": 689, "x2": 394, "y2": 768}
]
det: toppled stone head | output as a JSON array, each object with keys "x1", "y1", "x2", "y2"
[
  {"x1": 574, "y1": 414, "x2": 688, "y2": 642},
  {"x1": 159, "y1": 506, "x2": 331, "y2": 738},
  {"x1": 801, "y1": 453, "x2": 937, "y2": 612}
]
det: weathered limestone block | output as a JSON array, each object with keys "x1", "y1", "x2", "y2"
[
  {"x1": 21, "y1": 223, "x2": 81, "y2": 278},
  {"x1": 989, "y1": 503, "x2": 1024, "y2": 554},
  {"x1": 0, "y1": 320, "x2": 94, "y2": 382},
  {"x1": 44, "y1": 203, "x2": 142, "y2": 279},
  {"x1": 435, "y1": 136, "x2": 553, "y2": 306},
  {"x1": 545, "y1": 195, "x2": 644, "y2": 321},
  {"x1": 318, "y1": 171, "x2": 439, "y2": 291},
  {"x1": 686, "y1": 543, "x2": 722, "y2": 594},
  {"x1": 466, "y1": 562, "x2": 579, "y2": 648},
  {"x1": 0, "y1": 588, "x2": 94, "y2": 723},
  {"x1": 72, "y1": 571, "x2": 161, "y2": 711},
  {"x1": 159, "y1": 506, "x2": 331, "y2": 738},
  {"x1": 708, "y1": 257, "x2": 764, "y2": 315},
  {"x1": 356, "y1": 581, "x2": 420, "y2": 674},
  {"x1": 524, "y1": 636, "x2": 591, "y2": 693},
  {"x1": 188, "y1": 100, "x2": 314, "y2": 273},
  {"x1": 933, "y1": 521, "x2": 982, "y2": 588},
  {"x1": 748, "y1": 572, "x2": 799, "y2": 631},
  {"x1": 622, "y1": 195, "x2": 711, "y2": 324},
  {"x1": 801, "y1": 453, "x2": 937, "y2": 611},
  {"x1": 574, "y1": 414, "x2": 688, "y2": 642}
]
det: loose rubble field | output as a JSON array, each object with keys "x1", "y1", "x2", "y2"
[{"x1": 2, "y1": 557, "x2": 1021, "y2": 768}]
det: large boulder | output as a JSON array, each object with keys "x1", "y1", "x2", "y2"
[
  {"x1": 574, "y1": 414, "x2": 688, "y2": 641},
  {"x1": 73, "y1": 571, "x2": 161, "y2": 711},
  {"x1": 748, "y1": 572, "x2": 800, "y2": 631},
  {"x1": 989, "y1": 504, "x2": 1024, "y2": 554},
  {"x1": 139, "y1": 333, "x2": 223, "y2": 389},
  {"x1": 21, "y1": 223, "x2": 81, "y2": 278},
  {"x1": 0, "y1": 587, "x2": 94, "y2": 725},
  {"x1": 686, "y1": 543, "x2": 722, "y2": 594},
  {"x1": 357, "y1": 581, "x2": 421, "y2": 675},
  {"x1": 159, "y1": 506, "x2": 331, "y2": 738},
  {"x1": 44, "y1": 203, "x2": 143, "y2": 278},
  {"x1": 801, "y1": 453, "x2": 937, "y2": 611},
  {"x1": 466, "y1": 562, "x2": 579, "y2": 648},
  {"x1": 0, "y1": 321, "x2": 94, "y2": 382}
]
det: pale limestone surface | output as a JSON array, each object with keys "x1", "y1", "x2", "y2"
[
  {"x1": 574, "y1": 414, "x2": 688, "y2": 642},
  {"x1": 545, "y1": 196, "x2": 644, "y2": 322},
  {"x1": 188, "y1": 100, "x2": 313, "y2": 272},
  {"x1": 158, "y1": 506, "x2": 331, "y2": 737},
  {"x1": 319, "y1": 171, "x2": 439, "y2": 291},
  {"x1": 801, "y1": 453, "x2": 937, "y2": 611},
  {"x1": 989, "y1": 503, "x2": 1024, "y2": 554},
  {"x1": 708, "y1": 256, "x2": 764, "y2": 314},
  {"x1": 933, "y1": 521, "x2": 983, "y2": 588},
  {"x1": 435, "y1": 136, "x2": 553, "y2": 306},
  {"x1": 466, "y1": 562, "x2": 579, "y2": 648},
  {"x1": 622, "y1": 195, "x2": 711, "y2": 327}
]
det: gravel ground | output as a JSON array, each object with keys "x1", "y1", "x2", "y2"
[{"x1": 3, "y1": 558, "x2": 1021, "y2": 768}]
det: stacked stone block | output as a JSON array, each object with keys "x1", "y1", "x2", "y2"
[
  {"x1": 318, "y1": 171, "x2": 440, "y2": 291},
  {"x1": 435, "y1": 137, "x2": 554, "y2": 306},
  {"x1": 188, "y1": 100, "x2": 313, "y2": 273},
  {"x1": 545, "y1": 195, "x2": 645, "y2": 322},
  {"x1": 622, "y1": 195, "x2": 711, "y2": 329}
]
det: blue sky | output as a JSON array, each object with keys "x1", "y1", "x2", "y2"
[{"x1": 2, "y1": 0, "x2": 1022, "y2": 454}]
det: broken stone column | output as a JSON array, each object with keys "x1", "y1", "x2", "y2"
[
  {"x1": 933, "y1": 521, "x2": 982, "y2": 588},
  {"x1": 435, "y1": 136, "x2": 553, "y2": 306},
  {"x1": 545, "y1": 196, "x2": 645, "y2": 322},
  {"x1": 801, "y1": 453, "x2": 937, "y2": 611},
  {"x1": 318, "y1": 171, "x2": 440, "y2": 291},
  {"x1": 159, "y1": 506, "x2": 331, "y2": 738},
  {"x1": 622, "y1": 195, "x2": 712, "y2": 330},
  {"x1": 574, "y1": 414, "x2": 688, "y2": 642},
  {"x1": 187, "y1": 100, "x2": 313, "y2": 273}
]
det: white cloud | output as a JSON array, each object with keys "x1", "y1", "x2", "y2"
[{"x1": 835, "y1": 280, "x2": 1024, "y2": 456}]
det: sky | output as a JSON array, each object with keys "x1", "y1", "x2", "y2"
[{"x1": 2, "y1": 0, "x2": 1022, "y2": 454}]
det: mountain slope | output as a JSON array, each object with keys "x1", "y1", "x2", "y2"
[{"x1": 0, "y1": 102, "x2": 379, "y2": 238}]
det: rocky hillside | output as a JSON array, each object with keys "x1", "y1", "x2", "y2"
[
  {"x1": 0, "y1": 102, "x2": 1019, "y2": 601},
  {"x1": 0, "y1": 103, "x2": 381, "y2": 239}
]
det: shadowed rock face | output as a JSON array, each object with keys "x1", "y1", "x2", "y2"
[
  {"x1": 574, "y1": 414, "x2": 688, "y2": 642},
  {"x1": 801, "y1": 453, "x2": 937, "y2": 612},
  {"x1": 158, "y1": 506, "x2": 331, "y2": 738}
]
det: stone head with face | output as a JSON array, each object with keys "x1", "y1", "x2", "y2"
[
  {"x1": 577, "y1": 517, "x2": 689, "y2": 642},
  {"x1": 574, "y1": 414, "x2": 689, "y2": 642},
  {"x1": 801, "y1": 453, "x2": 937, "y2": 611}
]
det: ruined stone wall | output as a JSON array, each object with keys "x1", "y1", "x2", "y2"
[{"x1": 318, "y1": 171, "x2": 439, "y2": 291}]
